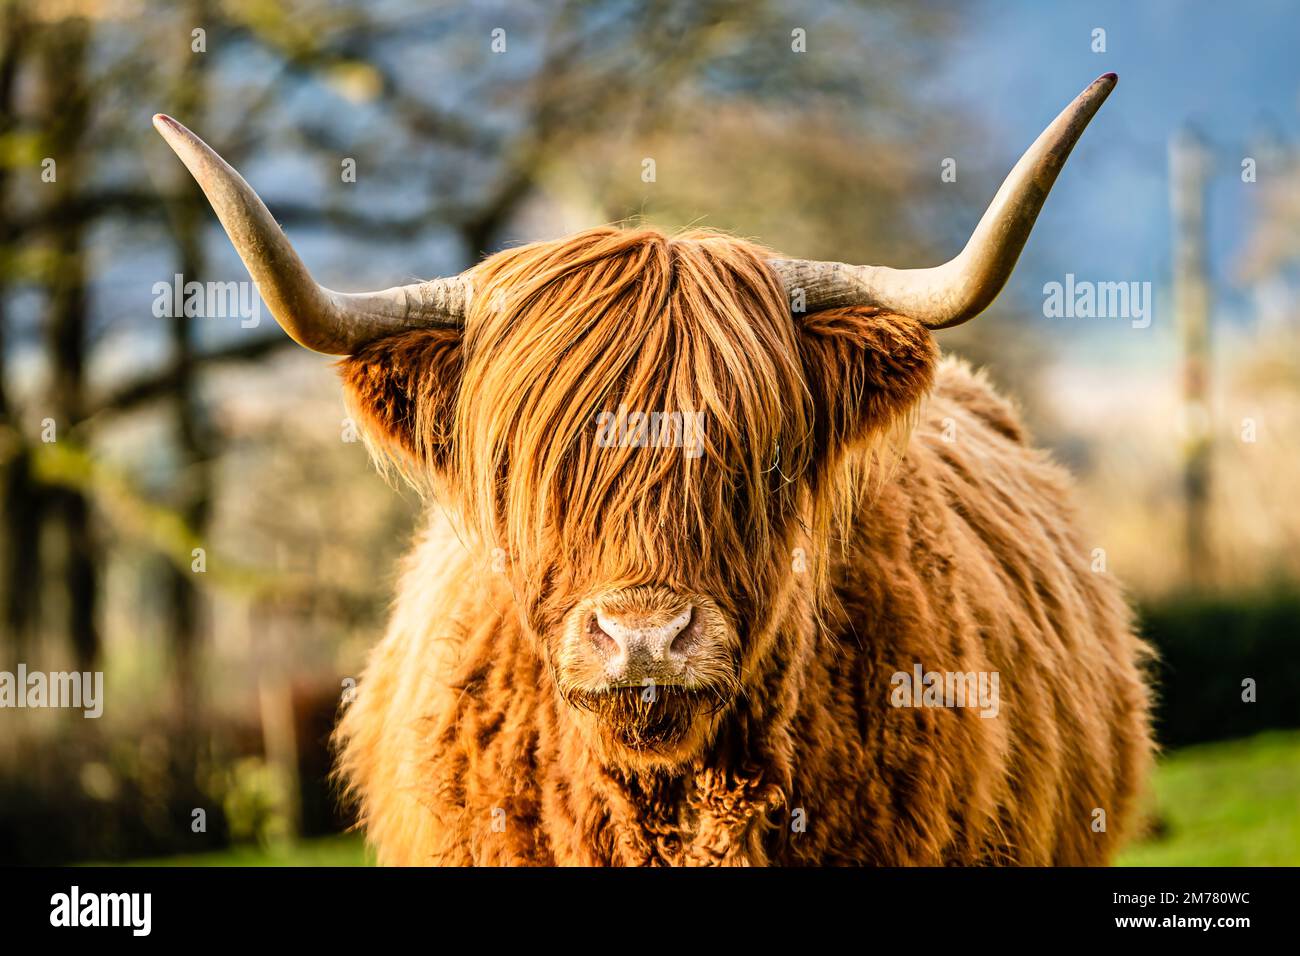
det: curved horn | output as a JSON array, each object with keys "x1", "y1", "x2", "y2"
[
  {"x1": 152, "y1": 114, "x2": 469, "y2": 354},
  {"x1": 770, "y1": 73, "x2": 1117, "y2": 329}
]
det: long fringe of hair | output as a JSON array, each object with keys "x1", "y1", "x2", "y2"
[{"x1": 377, "y1": 226, "x2": 922, "y2": 612}]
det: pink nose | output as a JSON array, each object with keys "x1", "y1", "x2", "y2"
[{"x1": 591, "y1": 607, "x2": 694, "y2": 683}]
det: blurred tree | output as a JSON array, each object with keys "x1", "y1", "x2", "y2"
[
  {"x1": 37, "y1": 14, "x2": 99, "y2": 670},
  {"x1": 162, "y1": 0, "x2": 215, "y2": 734},
  {"x1": 0, "y1": 0, "x2": 39, "y2": 658}
]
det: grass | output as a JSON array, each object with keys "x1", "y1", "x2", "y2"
[
  {"x1": 1116, "y1": 729, "x2": 1300, "y2": 866},
  {"x1": 124, "y1": 832, "x2": 371, "y2": 867},
  {"x1": 126, "y1": 730, "x2": 1300, "y2": 866}
]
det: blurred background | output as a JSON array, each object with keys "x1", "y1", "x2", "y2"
[{"x1": 0, "y1": 0, "x2": 1296, "y2": 865}]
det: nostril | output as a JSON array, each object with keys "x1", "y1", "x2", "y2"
[
  {"x1": 667, "y1": 607, "x2": 695, "y2": 656},
  {"x1": 587, "y1": 613, "x2": 619, "y2": 654}
]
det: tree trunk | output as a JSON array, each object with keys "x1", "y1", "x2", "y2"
[
  {"x1": 166, "y1": 0, "x2": 216, "y2": 734},
  {"x1": 0, "y1": 1, "x2": 41, "y2": 659},
  {"x1": 40, "y1": 18, "x2": 98, "y2": 670}
]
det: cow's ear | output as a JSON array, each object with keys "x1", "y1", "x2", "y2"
[
  {"x1": 337, "y1": 328, "x2": 463, "y2": 476},
  {"x1": 796, "y1": 307, "x2": 937, "y2": 458}
]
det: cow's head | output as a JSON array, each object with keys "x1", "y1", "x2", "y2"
[{"x1": 154, "y1": 74, "x2": 1116, "y2": 772}]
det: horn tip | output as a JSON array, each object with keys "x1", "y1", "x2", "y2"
[
  {"x1": 152, "y1": 114, "x2": 207, "y2": 165},
  {"x1": 1098, "y1": 71, "x2": 1118, "y2": 86},
  {"x1": 152, "y1": 114, "x2": 192, "y2": 149}
]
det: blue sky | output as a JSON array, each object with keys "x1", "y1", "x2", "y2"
[{"x1": 921, "y1": 0, "x2": 1299, "y2": 356}]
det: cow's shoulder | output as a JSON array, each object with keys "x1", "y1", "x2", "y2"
[{"x1": 927, "y1": 355, "x2": 1028, "y2": 445}]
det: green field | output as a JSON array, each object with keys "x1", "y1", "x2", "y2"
[
  {"x1": 128, "y1": 730, "x2": 1300, "y2": 867},
  {"x1": 126, "y1": 832, "x2": 370, "y2": 867},
  {"x1": 1116, "y1": 730, "x2": 1300, "y2": 866}
]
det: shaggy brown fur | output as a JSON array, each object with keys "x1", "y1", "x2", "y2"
[{"x1": 333, "y1": 226, "x2": 1153, "y2": 865}]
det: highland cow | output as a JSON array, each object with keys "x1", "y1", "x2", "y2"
[{"x1": 155, "y1": 73, "x2": 1153, "y2": 865}]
